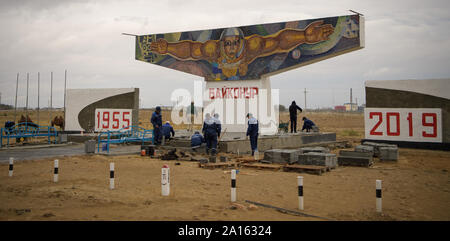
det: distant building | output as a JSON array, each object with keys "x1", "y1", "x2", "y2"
[
  {"x1": 334, "y1": 105, "x2": 346, "y2": 112},
  {"x1": 343, "y1": 103, "x2": 358, "y2": 111}
]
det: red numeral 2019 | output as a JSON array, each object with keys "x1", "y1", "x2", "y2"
[
  {"x1": 422, "y1": 113, "x2": 437, "y2": 137},
  {"x1": 369, "y1": 112, "x2": 383, "y2": 135},
  {"x1": 369, "y1": 112, "x2": 437, "y2": 138}
]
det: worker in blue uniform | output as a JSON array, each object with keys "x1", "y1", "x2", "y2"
[
  {"x1": 301, "y1": 117, "x2": 316, "y2": 132},
  {"x1": 202, "y1": 113, "x2": 219, "y2": 155},
  {"x1": 151, "y1": 106, "x2": 163, "y2": 144},
  {"x1": 161, "y1": 121, "x2": 175, "y2": 140},
  {"x1": 246, "y1": 113, "x2": 259, "y2": 156},
  {"x1": 191, "y1": 131, "x2": 205, "y2": 151}
]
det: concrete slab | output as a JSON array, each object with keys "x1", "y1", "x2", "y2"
[
  {"x1": 299, "y1": 147, "x2": 330, "y2": 154},
  {"x1": 338, "y1": 156, "x2": 373, "y2": 167},
  {"x1": 354, "y1": 145, "x2": 375, "y2": 156},
  {"x1": 297, "y1": 152, "x2": 337, "y2": 168},
  {"x1": 362, "y1": 141, "x2": 397, "y2": 157},
  {"x1": 379, "y1": 146, "x2": 399, "y2": 161},
  {"x1": 263, "y1": 149, "x2": 301, "y2": 164},
  {"x1": 168, "y1": 132, "x2": 336, "y2": 154},
  {"x1": 339, "y1": 150, "x2": 373, "y2": 158}
]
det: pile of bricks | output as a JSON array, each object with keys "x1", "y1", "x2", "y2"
[
  {"x1": 337, "y1": 142, "x2": 398, "y2": 167},
  {"x1": 262, "y1": 147, "x2": 337, "y2": 169}
]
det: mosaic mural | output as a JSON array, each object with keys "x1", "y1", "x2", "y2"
[{"x1": 136, "y1": 14, "x2": 363, "y2": 81}]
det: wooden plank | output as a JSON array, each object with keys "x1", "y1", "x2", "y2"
[
  {"x1": 285, "y1": 164, "x2": 327, "y2": 170},
  {"x1": 241, "y1": 163, "x2": 284, "y2": 171},
  {"x1": 200, "y1": 162, "x2": 237, "y2": 169},
  {"x1": 235, "y1": 157, "x2": 259, "y2": 163},
  {"x1": 283, "y1": 164, "x2": 329, "y2": 175}
]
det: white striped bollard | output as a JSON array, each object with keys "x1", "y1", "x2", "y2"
[
  {"x1": 161, "y1": 164, "x2": 170, "y2": 196},
  {"x1": 9, "y1": 157, "x2": 13, "y2": 177},
  {"x1": 298, "y1": 176, "x2": 304, "y2": 210},
  {"x1": 53, "y1": 159, "x2": 59, "y2": 183},
  {"x1": 376, "y1": 180, "x2": 382, "y2": 213},
  {"x1": 231, "y1": 169, "x2": 236, "y2": 202},
  {"x1": 109, "y1": 163, "x2": 115, "y2": 190}
]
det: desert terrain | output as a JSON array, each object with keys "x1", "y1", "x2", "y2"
[{"x1": 0, "y1": 110, "x2": 449, "y2": 221}]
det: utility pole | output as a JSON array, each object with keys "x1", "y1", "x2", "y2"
[
  {"x1": 26, "y1": 73, "x2": 29, "y2": 118},
  {"x1": 350, "y1": 88, "x2": 353, "y2": 112},
  {"x1": 304, "y1": 88, "x2": 308, "y2": 112},
  {"x1": 64, "y1": 69, "x2": 67, "y2": 131},
  {"x1": 50, "y1": 71, "x2": 53, "y2": 125},
  {"x1": 14, "y1": 73, "x2": 19, "y2": 123},
  {"x1": 38, "y1": 72, "x2": 40, "y2": 125}
]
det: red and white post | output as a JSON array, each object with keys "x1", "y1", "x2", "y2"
[{"x1": 161, "y1": 164, "x2": 170, "y2": 196}]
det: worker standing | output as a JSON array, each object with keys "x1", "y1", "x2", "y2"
[
  {"x1": 246, "y1": 113, "x2": 259, "y2": 156},
  {"x1": 202, "y1": 113, "x2": 219, "y2": 156},
  {"x1": 289, "y1": 101, "x2": 303, "y2": 133},
  {"x1": 212, "y1": 113, "x2": 222, "y2": 137},
  {"x1": 151, "y1": 106, "x2": 163, "y2": 145}
]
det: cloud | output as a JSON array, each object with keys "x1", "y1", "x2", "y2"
[{"x1": 0, "y1": 0, "x2": 449, "y2": 109}]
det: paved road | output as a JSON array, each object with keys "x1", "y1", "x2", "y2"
[
  {"x1": 0, "y1": 144, "x2": 141, "y2": 163},
  {"x1": 0, "y1": 144, "x2": 87, "y2": 163}
]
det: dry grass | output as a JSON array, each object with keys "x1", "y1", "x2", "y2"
[{"x1": 1, "y1": 109, "x2": 364, "y2": 144}]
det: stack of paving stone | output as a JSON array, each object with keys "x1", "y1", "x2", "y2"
[
  {"x1": 262, "y1": 149, "x2": 302, "y2": 164},
  {"x1": 354, "y1": 145, "x2": 375, "y2": 156},
  {"x1": 298, "y1": 147, "x2": 330, "y2": 154},
  {"x1": 297, "y1": 152, "x2": 338, "y2": 168},
  {"x1": 362, "y1": 141, "x2": 398, "y2": 160},
  {"x1": 338, "y1": 142, "x2": 398, "y2": 167},
  {"x1": 337, "y1": 150, "x2": 373, "y2": 167}
]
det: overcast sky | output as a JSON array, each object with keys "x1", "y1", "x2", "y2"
[{"x1": 0, "y1": 0, "x2": 449, "y2": 109}]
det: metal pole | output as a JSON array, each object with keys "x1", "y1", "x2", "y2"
[
  {"x1": 26, "y1": 73, "x2": 29, "y2": 118},
  {"x1": 304, "y1": 88, "x2": 307, "y2": 112},
  {"x1": 37, "y1": 72, "x2": 40, "y2": 125},
  {"x1": 14, "y1": 73, "x2": 18, "y2": 124},
  {"x1": 63, "y1": 69, "x2": 67, "y2": 130},
  {"x1": 50, "y1": 71, "x2": 53, "y2": 125},
  {"x1": 350, "y1": 88, "x2": 353, "y2": 112}
]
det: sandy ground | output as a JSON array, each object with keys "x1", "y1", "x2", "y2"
[
  {"x1": 1, "y1": 110, "x2": 449, "y2": 221},
  {"x1": 0, "y1": 147, "x2": 449, "y2": 221}
]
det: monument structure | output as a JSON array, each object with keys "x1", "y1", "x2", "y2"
[
  {"x1": 65, "y1": 88, "x2": 139, "y2": 132},
  {"x1": 135, "y1": 14, "x2": 365, "y2": 135},
  {"x1": 364, "y1": 79, "x2": 449, "y2": 150}
]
